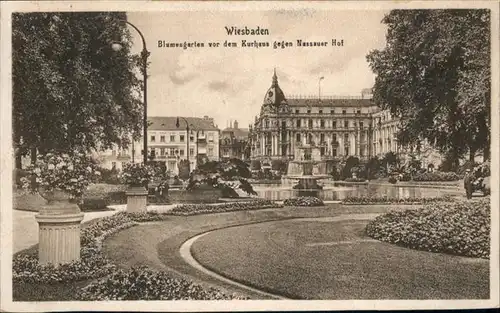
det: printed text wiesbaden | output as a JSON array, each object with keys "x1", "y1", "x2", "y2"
[{"x1": 225, "y1": 26, "x2": 270, "y2": 36}]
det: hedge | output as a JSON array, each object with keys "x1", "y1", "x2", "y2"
[
  {"x1": 412, "y1": 171, "x2": 460, "y2": 182},
  {"x1": 342, "y1": 195, "x2": 455, "y2": 205}
]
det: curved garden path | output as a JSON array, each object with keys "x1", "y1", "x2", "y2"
[{"x1": 102, "y1": 204, "x2": 489, "y2": 299}]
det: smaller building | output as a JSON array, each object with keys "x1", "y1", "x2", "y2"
[
  {"x1": 96, "y1": 115, "x2": 220, "y2": 175},
  {"x1": 220, "y1": 120, "x2": 250, "y2": 161}
]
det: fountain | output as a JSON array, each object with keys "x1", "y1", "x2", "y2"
[{"x1": 285, "y1": 144, "x2": 330, "y2": 197}]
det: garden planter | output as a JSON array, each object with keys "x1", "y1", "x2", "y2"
[
  {"x1": 126, "y1": 185, "x2": 148, "y2": 213},
  {"x1": 35, "y1": 188, "x2": 84, "y2": 266}
]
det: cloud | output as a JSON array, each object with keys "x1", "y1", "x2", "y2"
[
  {"x1": 207, "y1": 80, "x2": 230, "y2": 92},
  {"x1": 169, "y1": 72, "x2": 197, "y2": 85}
]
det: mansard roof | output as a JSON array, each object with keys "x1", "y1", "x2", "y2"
[
  {"x1": 148, "y1": 116, "x2": 219, "y2": 131},
  {"x1": 286, "y1": 97, "x2": 376, "y2": 107}
]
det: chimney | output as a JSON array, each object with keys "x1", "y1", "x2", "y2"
[
  {"x1": 234, "y1": 120, "x2": 239, "y2": 129},
  {"x1": 230, "y1": 120, "x2": 233, "y2": 128}
]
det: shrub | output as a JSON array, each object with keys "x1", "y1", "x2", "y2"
[
  {"x1": 271, "y1": 159, "x2": 288, "y2": 173},
  {"x1": 344, "y1": 177, "x2": 366, "y2": 183},
  {"x1": 121, "y1": 163, "x2": 154, "y2": 186},
  {"x1": 365, "y1": 198, "x2": 490, "y2": 258},
  {"x1": 388, "y1": 176, "x2": 397, "y2": 184},
  {"x1": 98, "y1": 167, "x2": 122, "y2": 184},
  {"x1": 250, "y1": 160, "x2": 261, "y2": 171},
  {"x1": 341, "y1": 156, "x2": 360, "y2": 179},
  {"x1": 283, "y1": 197, "x2": 324, "y2": 207},
  {"x1": 79, "y1": 185, "x2": 127, "y2": 211},
  {"x1": 413, "y1": 171, "x2": 460, "y2": 182},
  {"x1": 78, "y1": 266, "x2": 248, "y2": 300},
  {"x1": 169, "y1": 200, "x2": 282, "y2": 215},
  {"x1": 342, "y1": 195, "x2": 454, "y2": 205}
]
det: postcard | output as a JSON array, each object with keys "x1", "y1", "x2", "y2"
[{"x1": 1, "y1": 0, "x2": 499, "y2": 312}]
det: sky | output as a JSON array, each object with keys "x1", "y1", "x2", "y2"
[{"x1": 127, "y1": 10, "x2": 389, "y2": 129}]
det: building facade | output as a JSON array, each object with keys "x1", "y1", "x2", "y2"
[
  {"x1": 249, "y1": 70, "x2": 407, "y2": 164},
  {"x1": 220, "y1": 120, "x2": 250, "y2": 161},
  {"x1": 97, "y1": 116, "x2": 220, "y2": 174}
]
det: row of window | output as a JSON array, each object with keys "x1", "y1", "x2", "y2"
[
  {"x1": 150, "y1": 132, "x2": 214, "y2": 143},
  {"x1": 150, "y1": 147, "x2": 215, "y2": 157},
  {"x1": 295, "y1": 120, "x2": 365, "y2": 129},
  {"x1": 263, "y1": 119, "x2": 366, "y2": 129},
  {"x1": 294, "y1": 109, "x2": 363, "y2": 115},
  {"x1": 260, "y1": 146, "x2": 365, "y2": 157}
]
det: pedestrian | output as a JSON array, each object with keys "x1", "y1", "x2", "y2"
[{"x1": 464, "y1": 169, "x2": 473, "y2": 199}]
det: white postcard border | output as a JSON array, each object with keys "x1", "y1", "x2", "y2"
[{"x1": 1, "y1": 1, "x2": 499, "y2": 312}]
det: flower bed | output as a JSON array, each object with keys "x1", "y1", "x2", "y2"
[
  {"x1": 21, "y1": 152, "x2": 101, "y2": 199},
  {"x1": 283, "y1": 197, "x2": 324, "y2": 207},
  {"x1": 78, "y1": 266, "x2": 247, "y2": 300},
  {"x1": 413, "y1": 171, "x2": 460, "y2": 182},
  {"x1": 342, "y1": 195, "x2": 455, "y2": 205},
  {"x1": 14, "y1": 211, "x2": 248, "y2": 300},
  {"x1": 168, "y1": 199, "x2": 282, "y2": 216},
  {"x1": 365, "y1": 198, "x2": 490, "y2": 258}
]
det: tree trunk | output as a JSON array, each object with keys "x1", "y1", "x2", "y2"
[
  {"x1": 30, "y1": 147, "x2": 37, "y2": 189},
  {"x1": 15, "y1": 151, "x2": 22, "y2": 169},
  {"x1": 469, "y1": 148, "x2": 476, "y2": 162},
  {"x1": 483, "y1": 145, "x2": 490, "y2": 162}
]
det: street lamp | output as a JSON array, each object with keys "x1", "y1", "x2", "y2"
[
  {"x1": 176, "y1": 117, "x2": 190, "y2": 173},
  {"x1": 111, "y1": 20, "x2": 150, "y2": 165}
]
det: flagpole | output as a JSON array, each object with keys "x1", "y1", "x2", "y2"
[{"x1": 319, "y1": 76, "x2": 324, "y2": 100}]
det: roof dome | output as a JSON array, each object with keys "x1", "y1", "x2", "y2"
[{"x1": 263, "y1": 69, "x2": 287, "y2": 107}]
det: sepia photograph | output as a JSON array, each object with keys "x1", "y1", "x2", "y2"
[{"x1": 0, "y1": 1, "x2": 498, "y2": 312}]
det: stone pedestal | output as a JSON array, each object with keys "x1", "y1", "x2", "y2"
[
  {"x1": 126, "y1": 186, "x2": 148, "y2": 213},
  {"x1": 35, "y1": 201, "x2": 84, "y2": 266}
]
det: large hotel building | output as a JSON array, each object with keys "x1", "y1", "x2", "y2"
[{"x1": 249, "y1": 70, "x2": 440, "y2": 166}]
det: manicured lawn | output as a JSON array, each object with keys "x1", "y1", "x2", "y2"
[
  {"x1": 102, "y1": 204, "x2": 432, "y2": 299},
  {"x1": 190, "y1": 218, "x2": 489, "y2": 299},
  {"x1": 15, "y1": 202, "x2": 484, "y2": 301}
]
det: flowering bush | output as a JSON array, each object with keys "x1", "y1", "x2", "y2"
[
  {"x1": 120, "y1": 163, "x2": 155, "y2": 186},
  {"x1": 20, "y1": 152, "x2": 101, "y2": 199},
  {"x1": 413, "y1": 171, "x2": 460, "y2": 182},
  {"x1": 169, "y1": 200, "x2": 282, "y2": 215},
  {"x1": 283, "y1": 197, "x2": 324, "y2": 207},
  {"x1": 365, "y1": 198, "x2": 490, "y2": 258},
  {"x1": 388, "y1": 176, "x2": 398, "y2": 184},
  {"x1": 342, "y1": 195, "x2": 454, "y2": 205},
  {"x1": 78, "y1": 266, "x2": 248, "y2": 300}
]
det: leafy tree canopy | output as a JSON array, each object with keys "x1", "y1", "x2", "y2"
[
  {"x1": 367, "y1": 9, "x2": 490, "y2": 163},
  {"x1": 13, "y1": 12, "x2": 144, "y2": 158}
]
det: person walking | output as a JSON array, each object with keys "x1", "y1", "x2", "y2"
[{"x1": 464, "y1": 169, "x2": 473, "y2": 199}]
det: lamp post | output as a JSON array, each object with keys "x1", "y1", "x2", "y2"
[
  {"x1": 111, "y1": 20, "x2": 150, "y2": 165},
  {"x1": 319, "y1": 76, "x2": 324, "y2": 100},
  {"x1": 176, "y1": 117, "x2": 190, "y2": 173}
]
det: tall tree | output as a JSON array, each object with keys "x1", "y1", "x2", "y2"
[
  {"x1": 13, "y1": 12, "x2": 143, "y2": 165},
  {"x1": 367, "y1": 10, "x2": 490, "y2": 167}
]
